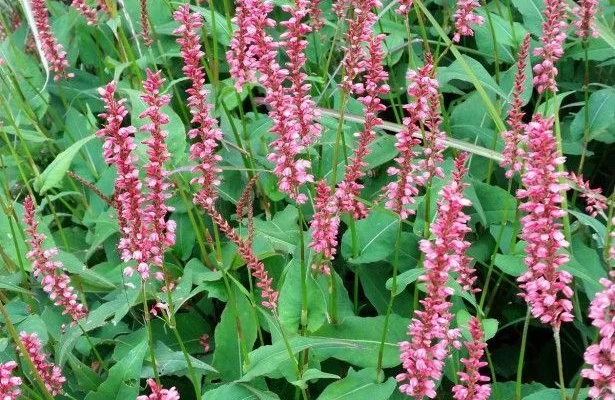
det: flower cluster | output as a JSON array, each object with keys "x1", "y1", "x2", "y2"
[
  {"x1": 23, "y1": 196, "x2": 88, "y2": 324},
  {"x1": 396, "y1": 154, "x2": 471, "y2": 398},
  {"x1": 137, "y1": 378, "x2": 180, "y2": 400},
  {"x1": 140, "y1": 69, "x2": 176, "y2": 270},
  {"x1": 173, "y1": 5, "x2": 224, "y2": 208},
  {"x1": 140, "y1": 0, "x2": 153, "y2": 46},
  {"x1": 70, "y1": 0, "x2": 97, "y2": 25},
  {"x1": 337, "y1": 35, "x2": 389, "y2": 219},
  {"x1": 516, "y1": 115, "x2": 574, "y2": 327},
  {"x1": 31, "y1": 0, "x2": 73, "y2": 80},
  {"x1": 452, "y1": 317, "x2": 491, "y2": 400},
  {"x1": 532, "y1": 0, "x2": 567, "y2": 93},
  {"x1": 18, "y1": 332, "x2": 65, "y2": 396},
  {"x1": 309, "y1": 180, "x2": 340, "y2": 275},
  {"x1": 501, "y1": 34, "x2": 530, "y2": 179},
  {"x1": 309, "y1": 0, "x2": 325, "y2": 30},
  {"x1": 397, "y1": 0, "x2": 414, "y2": 16},
  {"x1": 0, "y1": 361, "x2": 22, "y2": 400},
  {"x1": 568, "y1": 173, "x2": 607, "y2": 217},
  {"x1": 452, "y1": 0, "x2": 485, "y2": 42},
  {"x1": 582, "y1": 273, "x2": 615, "y2": 399},
  {"x1": 340, "y1": 0, "x2": 382, "y2": 93},
  {"x1": 573, "y1": 0, "x2": 599, "y2": 39},
  {"x1": 97, "y1": 82, "x2": 150, "y2": 279}
]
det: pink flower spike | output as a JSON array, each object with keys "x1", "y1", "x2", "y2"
[
  {"x1": 0, "y1": 361, "x2": 22, "y2": 400},
  {"x1": 568, "y1": 172, "x2": 607, "y2": 217},
  {"x1": 337, "y1": 34, "x2": 389, "y2": 220},
  {"x1": 70, "y1": 0, "x2": 97, "y2": 25},
  {"x1": 18, "y1": 332, "x2": 65, "y2": 396},
  {"x1": 452, "y1": 317, "x2": 491, "y2": 400},
  {"x1": 140, "y1": 69, "x2": 176, "y2": 272},
  {"x1": 532, "y1": 0, "x2": 567, "y2": 93},
  {"x1": 452, "y1": 0, "x2": 485, "y2": 42},
  {"x1": 309, "y1": 180, "x2": 340, "y2": 274},
  {"x1": 573, "y1": 0, "x2": 599, "y2": 39},
  {"x1": 137, "y1": 378, "x2": 180, "y2": 400},
  {"x1": 396, "y1": 153, "x2": 471, "y2": 398},
  {"x1": 23, "y1": 196, "x2": 88, "y2": 324},
  {"x1": 501, "y1": 34, "x2": 530, "y2": 179},
  {"x1": 30, "y1": 0, "x2": 73, "y2": 80},
  {"x1": 173, "y1": 6, "x2": 223, "y2": 209},
  {"x1": 309, "y1": 0, "x2": 325, "y2": 30},
  {"x1": 97, "y1": 81, "x2": 149, "y2": 278},
  {"x1": 397, "y1": 0, "x2": 414, "y2": 16},
  {"x1": 516, "y1": 114, "x2": 574, "y2": 327},
  {"x1": 140, "y1": 0, "x2": 152, "y2": 46}
]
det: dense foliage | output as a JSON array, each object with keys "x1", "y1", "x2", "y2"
[{"x1": 0, "y1": 0, "x2": 614, "y2": 399}]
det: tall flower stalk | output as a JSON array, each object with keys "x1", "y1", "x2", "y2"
[
  {"x1": 573, "y1": 0, "x2": 599, "y2": 39},
  {"x1": 23, "y1": 196, "x2": 88, "y2": 324},
  {"x1": 396, "y1": 154, "x2": 471, "y2": 398},
  {"x1": 18, "y1": 332, "x2": 65, "y2": 396},
  {"x1": 70, "y1": 0, "x2": 97, "y2": 25},
  {"x1": 452, "y1": 0, "x2": 484, "y2": 42},
  {"x1": 516, "y1": 115, "x2": 574, "y2": 327},
  {"x1": 0, "y1": 361, "x2": 22, "y2": 399},
  {"x1": 452, "y1": 317, "x2": 491, "y2": 400},
  {"x1": 30, "y1": 0, "x2": 73, "y2": 80},
  {"x1": 532, "y1": 0, "x2": 567, "y2": 93},
  {"x1": 309, "y1": 180, "x2": 340, "y2": 275}
]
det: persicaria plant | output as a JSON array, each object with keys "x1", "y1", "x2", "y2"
[{"x1": 0, "y1": 0, "x2": 614, "y2": 399}]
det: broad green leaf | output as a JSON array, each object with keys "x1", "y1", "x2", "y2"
[
  {"x1": 204, "y1": 383, "x2": 280, "y2": 400},
  {"x1": 494, "y1": 254, "x2": 525, "y2": 276},
  {"x1": 190, "y1": 5, "x2": 236, "y2": 46},
  {"x1": 341, "y1": 210, "x2": 399, "y2": 264},
  {"x1": 278, "y1": 259, "x2": 327, "y2": 333},
  {"x1": 569, "y1": 210, "x2": 607, "y2": 245},
  {"x1": 511, "y1": 0, "x2": 544, "y2": 36},
  {"x1": 456, "y1": 309, "x2": 499, "y2": 341},
  {"x1": 570, "y1": 88, "x2": 615, "y2": 142},
  {"x1": 467, "y1": 179, "x2": 517, "y2": 225},
  {"x1": 141, "y1": 342, "x2": 215, "y2": 377},
  {"x1": 475, "y1": 10, "x2": 528, "y2": 64},
  {"x1": 313, "y1": 315, "x2": 409, "y2": 368},
  {"x1": 438, "y1": 55, "x2": 506, "y2": 98},
  {"x1": 317, "y1": 368, "x2": 397, "y2": 400},
  {"x1": 253, "y1": 206, "x2": 301, "y2": 254},
  {"x1": 523, "y1": 388, "x2": 588, "y2": 400},
  {"x1": 292, "y1": 369, "x2": 340, "y2": 389},
  {"x1": 385, "y1": 268, "x2": 425, "y2": 294},
  {"x1": 34, "y1": 135, "x2": 97, "y2": 193}
]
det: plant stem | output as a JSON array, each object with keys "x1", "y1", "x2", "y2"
[
  {"x1": 141, "y1": 284, "x2": 160, "y2": 383},
  {"x1": 515, "y1": 307, "x2": 531, "y2": 400},
  {"x1": 554, "y1": 326, "x2": 568, "y2": 400}
]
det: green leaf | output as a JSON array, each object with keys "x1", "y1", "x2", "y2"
[
  {"x1": 494, "y1": 254, "x2": 525, "y2": 276},
  {"x1": 212, "y1": 288, "x2": 258, "y2": 381},
  {"x1": 438, "y1": 55, "x2": 506, "y2": 98},
  {"x1": 456, "y1": 309, "x2": 499, "y2": 341},
  {"x1": 278, "y1": 259, "x2": 327, "y2": 333},
  {"x1": 141, "y1": 342, "x2": 216, "y2": 377},
  {"x1": 570, "y1": 88, "x2": 615, "y2": 141},
  {"x1": 467, "y1": 179, "x2": 517, "y2": 225},
  {"x1": 385, "y1": 268, "x2": 425, "y2": 294},
  {"x1": 84, "y1": 341, "x2": 147, "y2": 400},
  {"x1": 475, "y1": 11, "x2": 528, "y2": 64},
  {"x1": 317, "y1": 368, "x2": 397, "y2": 400},
  {"x1": 292, "y1": 369, "x2": 340, "y2": 389},
  {"x1": 66, "y1": 353, "x2": 104, "y2": 393},
  {"x1": 341, "y1": 210, "x2": 399, "y2": 264},
  {"x1": 313, "y1": 315, "x2": 409, "y2": 368},
  {"x1": 34, "y1": 135, "x2": 96, "y2": 193},
  {"x1": 522, "y1": 388, "x2": 588, "y2": 400},
  {"x1": 204, "y1": 383, "x2": 280, "y2": 400},
  {"x1": 511, "y1": 0, "x2": 544, "y2": 36},
  {"x1": 253, "y1": 206, "x2": 301, "y2": 254},
  {"x1": 190, "y1": 5, "x2": 236, "y2": 46}
]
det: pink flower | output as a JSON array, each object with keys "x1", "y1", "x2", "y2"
[
  {"x1": 97, "y1": 82, "x2": 149, "y2": 279},
  {"x1": 200, "y1": 334, "x2": 211, "y2": 353},
  {"x1": 340, "y1": 0, "x2": 382, "y2": 93},
  {"x1": 337, "y1": 34, "x2": 389, "y2": 219},
  {"x1": 309, "y1": 180, "x2": 340, "y2": 274},
  {"x1": 332, "y1": 1, "x2": 350, "y2": 18},
  {"x1": 226, "y1": 0, "x2": 263, "y2": 91},
  {"x1": 501, "y1": 34, "x2": 531, "y2": 179},
  {"x1": 396, "y1": 154, "x2": 471, "y2": 398},
  {"x1": 137, "y1": 378, "x2": 180, "y2": 400},
  {"x1": 281, "y1": 0, "x2": 321, "y2": 147},
  {"x1": 452, "y1": 317, "x2": 491, "y2": 400},
  {"x1": 452, "y1": 0, "x2": 485, "y2": 42},
  {"x1": 70, "y1": 0, "x2": 97, "y2": 25},
  {"x1": 582, "y1": 275, "x2": 615, "y2": 399},
  {"x1": 309, "y1": 0, "x2": 325, "y2": 30},
  {"x1": 397, "y1": 0, "x2": 414, "y2": 16},
  {"x1": 23, "y1": 196, "x2": 88, "y2": 324},
  {"x1": 200, "y1": 201, "x2": 279, "y2": 309},
  {"x1": 18, "y1": 332, "x2": 65, "y2": 396},
  {"x1": 516, "y1": 115, "x2": 574, "y2": 327},
  {"x1": 532, "y1": 0, "x2": 567, "y2": 93},
  {"x1": 573, "y1": 0, "x2": 599, "y2": 39},
  {"x1": 140, "y1": 69, "x2": 176, "y2": 271},
  {"x1": 173, "y1": 5, "x2": 224, "y2": 208},
  {"x1": 30, "y1": 0, "x2": 73, "y2": 80},
  {"x1": 0, "y1": 361, "x2": 22, "y2": 400},
  {"x1": 140, "y1": 0, "x2": 152, "y2": 46},
  {"x1": 568, "y1": 173, "x2": 607, "y2": 217}
]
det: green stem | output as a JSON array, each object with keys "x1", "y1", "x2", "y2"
[
  {"x1": 515, "y1": 308, "x2": 531, "y2": 400},
  {"x1": 554, "y1": 327, "x2": 568, "y2": 400},
  {"x1": 141, "y1": 284, "x2": 160, "y2": 383}
]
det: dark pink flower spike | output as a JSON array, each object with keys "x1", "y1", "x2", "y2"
[
  {"x1": 18, "y1": 332, "x2": 65, "y2": 396},
  {"x1": 30, "y1": 0, "x2": 73, "y2": 80},
  {"x1": 452, "y1": 317, "x2": 491, "y2": 400},
  {"x1": 397, "y1": 0, "x2": 414, "y2": 16},
  {"x1": 568, "y1": 173, "x2": 607, "y2": 217},
  {"x1": 97, "y1": 81, "x2": 150, "y2": 280},
  {"x1": 396, "y1": 153, "x2": 471, "y2": 398},
  {"x1": 70, "y1": 0, "x2": 97, "y2": 25},
  {"x1": 0, "y1": 361, "x2": 22, "y2": 400},
  {"x1": 516, "y1": 115, "x2": 574, "y2": 327},
  {"x1": 173, "y1": 5, "x2": 223, "y2": 208},
  {"x1": 452, "y1": 0, "x2": 485, "y2": 42},
  {"x1": 573, "y1": 0, "x2": 599, "y2": 40},
  {"x1": 532, "y1": 0, "x2": 567, "y2": 93},
  {"x1": 337, "y1": 34, "x2": 390, "y2": 220},
  {"x1": 309, "y1": 180, "x2": 340, "y2": 275},
  {"x1": 140, "y1": 0, "x2": 152, "y2": 46},
  {"x1": 501, "y1": 34, "x2": 531, "y2": 179},
  {"x1": 140, "y1": 69, "x2": 176, "y2": 279},
  {"x1": 23, "y1": 196, "x2": 88, "y2": 324},
  {"x1": 309, "y1": 0, "x2": 325, "y2": 30},
  {"x1": 137, "y1": 378, "x2": 180, "y2": 400},
  {"x1": 227, "y1": 0, "x2": 259, "y2": 91}
]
